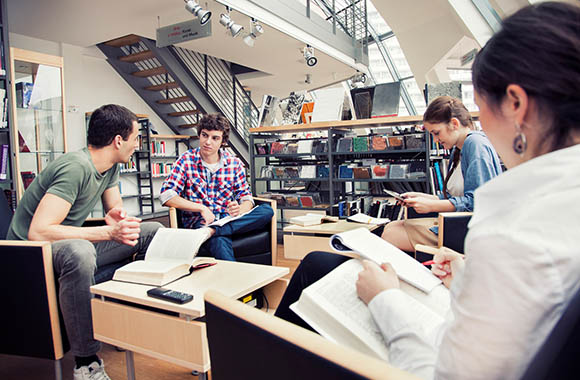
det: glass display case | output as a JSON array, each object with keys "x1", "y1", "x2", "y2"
[{"x1": 10, "y1": 48, "x2": 66, "y2": 200}]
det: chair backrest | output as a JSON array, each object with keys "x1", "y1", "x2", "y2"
[
  {"x1": 438, "y1": 212, "x2": 472, "y2": 254},
  {"x1": 204, "y1": 290, "x2": 418, "y2": 380},
  {"x1": 520, "y1": 285, "x2": 580, "y2": 380},
  {"x1": 0, "y1": 190, "x2": 13, "y2": 239}
]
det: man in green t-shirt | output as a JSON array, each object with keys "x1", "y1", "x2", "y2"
[{"x1": 7, "y1": 104, "x2": 162, "y2": 380}]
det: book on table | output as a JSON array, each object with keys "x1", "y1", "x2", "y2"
[
  {"x1": 289, "y1": 213, "x2": 339, "y2": 227},
  {"x1": 112, "y1": 227, "x2": 216, "y2": 286},
  {"x1": 346, "y1": 212, "x2": 390, "y2": 226},
  {"x1": 290, "y1": 227, "x2": 450, "y2": 361}
]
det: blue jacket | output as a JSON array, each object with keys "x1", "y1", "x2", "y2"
[{"x1": 439, "y1": 131, "x2": 502, "y2": 211}]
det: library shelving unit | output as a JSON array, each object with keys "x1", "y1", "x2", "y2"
[
  {"x1": 0, "y1": 0, "x2": 15, "y2": 209},
  {"x1": 249, "y1": 116, "x2": 434, "y2": 222}
]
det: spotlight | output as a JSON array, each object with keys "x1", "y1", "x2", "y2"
[
  {"x1": 352, "y1": 72, "x2": 367, "y2": 84},
  {"x1": 219, "y1": 12, "x2": 244, "y2": 38},
  {"x1": 184, "y1": 0, "x2": 212, "y2": 25},
  {"x1": 243, "y1": 18, "x2": 264, "y2": 47},
  {"x1": 303, "y1": 45, "x2": 317, "y2": 67},
  {"x1": 305, "y1": 74, "x2": 312, "y2": 84}
]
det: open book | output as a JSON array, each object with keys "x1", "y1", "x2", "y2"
[
  {"x1": 113, "y1": 227, "x2": 215, "y2": 286},
  {"x1": 207, "y1": 206, "x2": 256, "y2": 227},
  {"x1": 289, "y1": 213, "x2": 339, "y2": 227},
  {"x1": 346, "y1": 212, "x2": 390, "y2": 225},
  {"x1": 290, "y1": 228, "x2": 450, "y2": 360}
]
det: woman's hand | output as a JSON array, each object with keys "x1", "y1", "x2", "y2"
[
  {"x1": 431, "y1": 248, "x2": 465, "y2": 289},
  {"x1": 403, "y1": 195, "x2": 438, "y2": 213},
  {"x1": 356, "y1": 260, "x2": 400, "y2": 304},
  {"x1": 402, "y1": 192, "x2": 438, "y2": 200}
]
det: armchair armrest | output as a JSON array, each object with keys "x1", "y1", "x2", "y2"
[
  {"x1": 437, "y1": 212, "x2": 473, "y2": 254},
  {"x1": 253, "y1": 197, "x2": 277, "y2": 264},
  {"x1": 0, "y1": 240, "x2": 68, "y2": 360}
]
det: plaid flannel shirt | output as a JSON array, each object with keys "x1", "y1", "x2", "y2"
[{"x1": 160, "y1": 148, "x2": 253, "y2": 228}]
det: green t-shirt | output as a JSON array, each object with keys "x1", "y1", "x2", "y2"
[{"x1": 7, "y1": 148, "x2": 119, "y2": 240}]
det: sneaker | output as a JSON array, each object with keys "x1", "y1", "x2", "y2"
[{"x1": 73, "y1": 359, "x2": 111, "y2": 380}]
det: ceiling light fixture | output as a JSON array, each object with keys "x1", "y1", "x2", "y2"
[
  {"x1": 351, "y1": 72, "x2": 367, "y2": 84},
  {"x1": 303, "y1": 45, "x2": 317, "y2": 67},
  {"x1": 184, "y1": 0, "x2": 212, "y2": 26},
  {"x1": 219, "y1": 8, "x2": 244, "y2": 38},
  {"x1": 242, "y1": 18, "x2": 264, "y2": 47}
]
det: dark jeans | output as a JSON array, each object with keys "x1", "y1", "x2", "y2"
[
  {"x1": 274, "y1": 251, "x2": 350, "y2": 331},
  {"x1": 51, "y1": 221, "x2": 163, "y2": 357},
  {"x1": 193, "y1": 204, "x2": 274, "y2": 261}
]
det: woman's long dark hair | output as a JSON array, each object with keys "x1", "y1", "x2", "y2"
[{"x1": 472, "y1": 1, "x2": 580, "y2": 153}]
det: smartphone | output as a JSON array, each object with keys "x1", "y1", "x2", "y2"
[{"x1": 384, "y1": 189, "x2": 405, "y2": 202}]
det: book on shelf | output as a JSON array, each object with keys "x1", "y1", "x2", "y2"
[
  {"x1": 0, "y1": 144, "x2": 8, "y2": 180},
  {"x1": 290, "y1": 252, "x2": 449, "y2": 360},
  {"x1": 300, "y1": 102, "x2": 315, "y2": 123},
  {"x1": 258, "y1": 95, "x2": 283, "y2": 127},
  {"x1": 371, "y1": 135, "x2": 387, "y2": 151},
  {"x1": 15, "y1": 82, "x2": 33, "y2": 109},
  {"x1": 296, "y1": 140, "x2": 313, "y2": 154},
  {"x1": 371, "y1": 82, "x2": 401, "y2": 118},
  {"x1": 310, "y1": 87, "x2": 345, "y2": 123},
  {"x1": 113, "y1": 227, "x2": 216, "y2": 286}
]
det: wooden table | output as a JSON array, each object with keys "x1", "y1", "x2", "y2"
[
  {"x1": 90, "y1": 260, "x2": 289, "y2": 380},
  {"x1": 283, "y1": 220, "x2": 379, "y2": 260}
]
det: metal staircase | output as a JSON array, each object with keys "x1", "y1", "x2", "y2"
[{"x1": 97, "y1": 34, "x2": 257, "y2": 165}]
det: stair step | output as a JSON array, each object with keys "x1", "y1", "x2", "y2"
[
  {"x1": 105, "y1": 34, "x2": 141, "y2": 47},
  {"x1": 178, "y1": 123, "x2": 199, "y2": 129},
  {"x1": 119, "y1": 50, "x2": 154, "y2": 63},
  {"x1": 132, "y1": 67, "x2": 167, "y2": 77},
  {"x1": 168, "y1": 110, "x2": 201, "y2": 117},
  {"x1": 157, "y1": 96, "x2": 191, "y2": 104},
  {"x1": 144, "y1": 82, "x2": 180, "y2": 91}
]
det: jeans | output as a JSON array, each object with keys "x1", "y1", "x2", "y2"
[
  {"x1": 274, "y1": 251, "x2": 350, "y2": 331},
  {"x1": 51, "y1": 221, "x2": 162, "y2": 357},
  {"x1": 193, "y1": 203, "x2": 274, "y2": 261}
]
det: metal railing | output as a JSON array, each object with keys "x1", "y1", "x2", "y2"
[{"x1": 171, "y1": 46, "x2": 259, "y2": 142}]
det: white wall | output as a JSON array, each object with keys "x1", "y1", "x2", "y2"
[{"x1": 9, "y1": 33, "x2": 174, "y2": 152}]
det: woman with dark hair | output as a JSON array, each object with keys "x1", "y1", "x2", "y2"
[
  {"x1": 381, "y1": 96, "x2": 502, "y2": 252},
  {"x1": 276, "y1": 2, "x2": 580, "y2": 378}
]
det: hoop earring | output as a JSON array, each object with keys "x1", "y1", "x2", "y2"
[{"x1": 512, "y1": 123, "x2": 527, "y2": 156}]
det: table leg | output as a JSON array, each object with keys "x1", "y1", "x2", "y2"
[
  {"x1": 54, "y1": 359, "x2": 63, "y2": 380},
  {"x1": 125, "y1": 350, "x2": 136, "y2": 380}
]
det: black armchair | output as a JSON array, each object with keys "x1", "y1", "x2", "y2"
[{"x1": 169, "y1": 197, "x2": 277, "y2": 265}]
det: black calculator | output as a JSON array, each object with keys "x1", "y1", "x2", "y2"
[{"x1": 147, "y1": 287, "x2": 194, "y2": 304}]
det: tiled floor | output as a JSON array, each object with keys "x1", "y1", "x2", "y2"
[{"x1": 0, "y1": 245, "x2": 300, "y2": 380}]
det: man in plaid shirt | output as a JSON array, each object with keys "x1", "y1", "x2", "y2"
[{"x1": 160, "y1": 114, "x2": 273, "y2": 261}]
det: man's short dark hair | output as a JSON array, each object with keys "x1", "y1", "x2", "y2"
[
  {"x1": 87, "y1": 104, "x2": 138, "y2": 148},
  {"x1": 196, "y1": 114, "x2": 230, "y2": 144}
]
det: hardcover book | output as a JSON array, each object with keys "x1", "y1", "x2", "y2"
[
  {"x1": 387, "y1": 136, "x2": 404, "y2": 150},
  {"x1": 113, "y1": 228, "x2": 215, "y2": 286},
  {"x1": 352, "y1": 136, "x2": 369, "y2": 152},
  {"x1": 371, "y1": 82, "x2": 401, "y2": 118},
  {"x1": 269, "y1": 141, "x2": 285, "y2": 155},
  {"x1": 371, "y1": 136, "x2": 387, "y2": 151},
  {"x1": 404, "y1": 133, "x2": 425, "y2": 149},
  {"x1": 0, "y1": 144, "x2": 8, "y2": 180},
  {"x1": 289, "y1": 228, "x2": 449, "y2": 360},
  {"x1": 371, "y1": 164, "x2": 389, "y2": 179},
  {"x1": 352, "y1": 167, "x2": 371, "y2": 179},
  {"x1": 336, "y1": 137, "x2": 353, "y2": 152}
]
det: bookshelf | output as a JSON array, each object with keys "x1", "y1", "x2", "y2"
[
  {"x1": 0, "y1": 0, "x2": 15, "y2": 210},
  {"x1": 249, "y1": 113, "x2": 479, "y2": 225}
]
